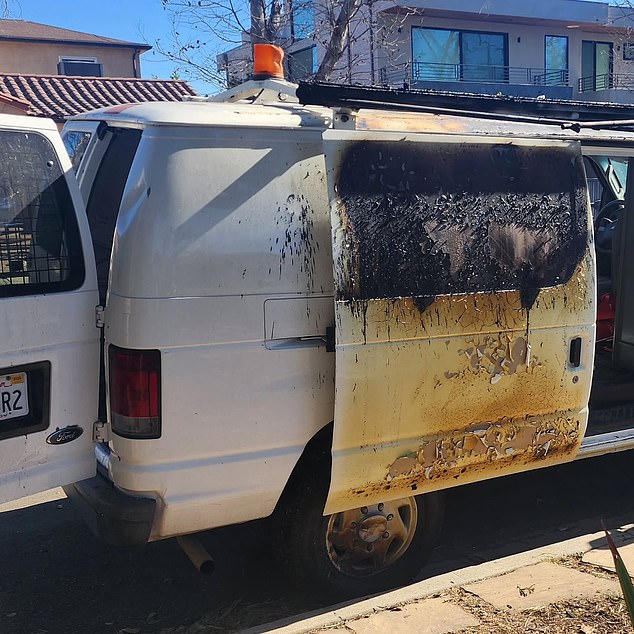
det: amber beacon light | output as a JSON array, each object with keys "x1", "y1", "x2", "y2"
[{"x1": 253, "y1": 44, "x2": 285, "y2": 80}]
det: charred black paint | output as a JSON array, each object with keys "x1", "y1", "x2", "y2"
[
  {"x1": 272, "y1": 193, "x2": 319, "y2": 291},
  {"x1": 335, "y1": 141, "x2": 588, "y2": 310}
]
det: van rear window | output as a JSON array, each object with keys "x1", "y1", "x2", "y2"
[
  {"x1": 0, "y1": 130, "x2": 85, "y2": 296},
  {"x1": 335, "y1": 141, "x2": 588, "y2": 310},
  {"x1": 86, "y1": 128, "x2": 141, "y2": 303}
]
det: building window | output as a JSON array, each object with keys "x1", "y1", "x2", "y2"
[
  {"x1": 412, "y1": 28, "x2": 459, "y2": 80},
  {"x1": 581, "y1": 41, "x2": 613, "y2": 91},
  {"x1": 544, "y1": 35, "x2": 568, "y2": 85},
  {"x1": 291, "y1": 0, "x2": 314, "y2": 40},
  {"x1": 411, "y1": 27, "x2": 507, "y2": 83},
  {"x1": 287, "y1": 46, "x2": 317, "y2": 80},
  {"x1": 58, "y1": 56, "x2": 103, "y2": 77},
  {"x1": 624, "y1": 42, "x2": 634, "y2": 61}
]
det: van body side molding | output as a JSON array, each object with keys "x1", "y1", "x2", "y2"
[{"x1": 577, "y1": 428, "x2": 634, "y2": 459}]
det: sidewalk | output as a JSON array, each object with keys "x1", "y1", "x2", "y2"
[{"x1": 245, "y1": 523, "x2": 634, "y2": 634}]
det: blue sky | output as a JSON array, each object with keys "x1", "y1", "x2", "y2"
[{"x1": 10, "y1": 0, "x2": 216, "y2": 94}]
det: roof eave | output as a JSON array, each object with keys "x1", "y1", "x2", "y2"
[{"x1": 0, "y1": 36, "x2": 151, "y2": 51}]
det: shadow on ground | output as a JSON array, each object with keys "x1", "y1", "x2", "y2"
[{"x1": 0, "y1": 451, "x2": 632, "y2": 634}]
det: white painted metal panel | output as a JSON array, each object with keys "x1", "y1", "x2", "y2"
[{"x1": 0, "y1": 116, "x2": 98, "y2": 503}]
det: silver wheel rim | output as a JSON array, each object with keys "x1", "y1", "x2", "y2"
[{"x1": 325, "y1": 497, "x2": 419, "y2": 577}]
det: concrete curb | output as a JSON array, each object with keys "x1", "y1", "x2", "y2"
[{"x1": 243, "y1": 522, "x2": 633, "y2": 634}]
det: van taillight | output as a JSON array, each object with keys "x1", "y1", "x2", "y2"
[{"x1": 108, "y1": 345, "x2": 161, "y2": 439}]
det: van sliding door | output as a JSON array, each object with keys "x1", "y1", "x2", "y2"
[{"x1": 323, "y1": 130, "x2": 596, "y2": 515}]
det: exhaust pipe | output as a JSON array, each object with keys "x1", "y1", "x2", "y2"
[{"x1": 177, "y1": 534, "x2": 216, "y2": 575}]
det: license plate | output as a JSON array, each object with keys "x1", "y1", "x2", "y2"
[{"x1": 0, "y1": 372, "x2": 29, "y2": 421}]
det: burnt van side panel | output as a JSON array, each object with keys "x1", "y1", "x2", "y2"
[
  {"x1": 104, "y1": 124, "x2": 335, "y2": 539},
  {"x1": 324, "y1": 132, "x2": 595, "y2": 514}
]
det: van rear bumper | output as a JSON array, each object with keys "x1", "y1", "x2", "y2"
[{"x1": 64, "y1": 473, "x2": 156, "y2": 546}]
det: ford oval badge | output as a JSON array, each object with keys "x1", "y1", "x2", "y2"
[{"x1": 46, "y1": 426, "x2": 83, "y2": 445}]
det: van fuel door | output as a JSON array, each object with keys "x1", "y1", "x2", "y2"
[{"x1": 323, "y1": 129, "x2": 596, "y2": 515}]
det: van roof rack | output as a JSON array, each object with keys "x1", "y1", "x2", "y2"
[
  {"x1": 296, "y1": 81, "x2": 634, "y2": 130},
  {"x1": 202, "y1": 78, "x2": 298, "y2": 104}
]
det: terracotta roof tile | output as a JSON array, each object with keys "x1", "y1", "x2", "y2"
[
  {"x1": 0, "y1": 19, "x2": 149, "y2": 49},
  {"x1": 0, "y1": 73, "x2": 198, "y2": 121}
]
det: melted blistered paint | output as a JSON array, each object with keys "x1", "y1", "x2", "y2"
[
  {"x1": 457, "y1": 334, "x2": 530, "y2": 383},
  {"x1": 323, "y1": 134, "x2": 595, "y2": 515},
  {"x1": 388, "y1": 415, "x2": 580, "y2": 481},
  {"x1": 361, "y1": 414, "x2": 583, "y2": 499}
]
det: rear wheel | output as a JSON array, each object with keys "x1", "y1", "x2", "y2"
[
  {"x1": 279, "y1": 477, "x2": 444, "y2": 602},
  {"x1": 326, "y1": 498, "x2": 420, "y2": 577}
]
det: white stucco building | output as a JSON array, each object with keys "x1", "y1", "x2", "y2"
[{"x1": 219, "y1": 0, "x2": 634, "y2": 102}]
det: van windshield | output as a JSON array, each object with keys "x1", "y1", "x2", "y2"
[
  {"x1": 63, "y1": 130, "x2": 93, "y2": 173},
  {"x1": 594, "y1": 156, "x2": 628, "y2": 199}
]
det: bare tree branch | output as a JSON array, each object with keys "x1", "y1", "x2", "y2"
[
  {"x1": 265, "y1": 0, "x2": 283, "y2": 42},
  {"x1": 157, "y1": 0, "x2": 413, "y2": 90},
  {"x1": 314, "y1": 0, "x2": 362, "y2": 80},
  {"x1": 1, "y1": 0, "x2": 19, "y2": 17},
  {"x1": 250, "y1": 0, "x2": 267, "y2": 43}
]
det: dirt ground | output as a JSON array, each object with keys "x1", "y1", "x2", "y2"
[
  {"x1": 165, "y1": 594, "x2": 631, "y2": 634},
  {"x1": 3, "y1": 452, "x2": 634, "y2": 634},
  {"x1": 157, "y1": 555, "x2": 632, "y2": 634},
  {"x1": 444, "y1": 586, "x2": 630, "y2": 634},
  {"x1": 311, "y1": 556, "x2": 633, "y2": 634}
]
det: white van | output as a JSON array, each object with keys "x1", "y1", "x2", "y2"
[{"x1": 3, "y1": 65, "x2": 634, "y2": 600}]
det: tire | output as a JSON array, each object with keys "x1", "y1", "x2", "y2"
[{"x1": 278, "y1": 467, "x2": 445, "y2": 603}]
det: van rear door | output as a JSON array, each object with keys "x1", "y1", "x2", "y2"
[
  {"x1": 323, "y1": 129, "x2": 595, "y2": 514},
  {"x1": 0, "y1": 117, "x2": 98, "y2": 504}
]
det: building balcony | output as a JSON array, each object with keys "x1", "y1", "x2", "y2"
[
  {"x1": 577, "y1": 73, "x2": 634, "y2": 104},
  {"x1": 379, "y1": 62, "x2": 573, "y2": 99},
  {"x1": 578, "y1": 73, "x2": 634, "y2": 92}
]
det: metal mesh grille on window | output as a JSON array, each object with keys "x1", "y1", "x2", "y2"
[{"x1": 0, "y1": 131, "x2": 71, "y2": 288}]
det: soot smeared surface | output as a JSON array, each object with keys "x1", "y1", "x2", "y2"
[{"x1": 335, "y1": 141, "x2": 588, "y2": 310}]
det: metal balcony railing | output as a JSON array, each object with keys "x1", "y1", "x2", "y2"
[
  {"x1": 579, "y1": 74, "x2": 612, "y2": 91},
  {"x1": 578, "y1": 73, "x2": 634, "y2": 92},
  {"x1": 380, "y1": 62, "x2": 569, "y2": 88}
]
